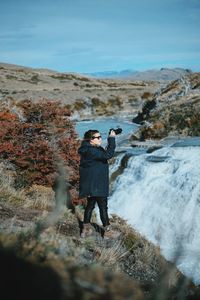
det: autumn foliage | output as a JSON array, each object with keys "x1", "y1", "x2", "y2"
[{"x1": 0, "y1": 99, "x2": 80, "y2": 202}]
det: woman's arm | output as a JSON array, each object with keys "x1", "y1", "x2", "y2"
[{"x1": 89, "y1": 137, "x2": 116, "y2": 160}]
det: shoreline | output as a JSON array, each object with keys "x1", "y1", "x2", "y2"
[{"x1": 70, "y1": 112, "x2": 136, "y2": 122}]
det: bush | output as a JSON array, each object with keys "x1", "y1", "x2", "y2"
[{"x1": 0, "y1": 99, "x2": 80, "y2": 203}]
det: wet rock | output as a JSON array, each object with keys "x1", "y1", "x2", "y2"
[{"x1": 146, "y1": 146, "x2": 163, "y2": 153}]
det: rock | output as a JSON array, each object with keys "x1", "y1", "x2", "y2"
[
  {"x1": 146, "y1": 155, "x2": 171, "y2": 162},
  {"x1": 129, "y1": 73, "x2": 200, "y2": 140},
  {"x1": 146, "y1": 146, "x2": 163, "y2": 153}
]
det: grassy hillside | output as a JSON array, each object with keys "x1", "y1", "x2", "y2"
[{"x1": 0, "y1": 62, "x2": 159, "y2": 120}]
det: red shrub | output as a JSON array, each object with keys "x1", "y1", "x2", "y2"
[{"x1": 0, "y1": 99, "x2": 81, "y2": 204}]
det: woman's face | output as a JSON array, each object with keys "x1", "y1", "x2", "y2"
[{"x1": 90, "y1": 132, "x2": 102, "y2": 146}]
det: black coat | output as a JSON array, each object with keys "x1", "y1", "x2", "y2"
[{"x1": 78, "y1": 137, "x2": 116, "y2": 198}]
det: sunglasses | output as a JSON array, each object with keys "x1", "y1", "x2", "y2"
[{"x1": 91, "y1": 135, "x2": 102, "y2": 140}]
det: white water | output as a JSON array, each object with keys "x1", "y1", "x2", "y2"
[{"x1": 109, "y1": 146, "x2": 200, "y2": 284}]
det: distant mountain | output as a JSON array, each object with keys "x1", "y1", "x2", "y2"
[
  {"x1": 84, "y1": 69, "x2": 138, "y2": 78},
  {"x1": 85, "y1": 68, "x2": 192, "y2": 81}
]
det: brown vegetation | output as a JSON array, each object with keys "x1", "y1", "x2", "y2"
[
  {"x1": 0, "y1": 62, "x2": 159, "y2": 120},
  {"x1": 0, "y1": 99, "x2": 80, "y2": 203}
]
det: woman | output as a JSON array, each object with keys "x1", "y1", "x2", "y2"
[{"x1": 78, "y1": 129, "x2": 116, "y2": 237}]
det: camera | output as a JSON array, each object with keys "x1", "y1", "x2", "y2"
[{"x1": 109, "y1": 128, "x2": 123, "y2": 135}]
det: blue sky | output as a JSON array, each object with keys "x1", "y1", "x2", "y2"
[{"x1": 0, "y1": 0, "x2": 199, "y2": 73}]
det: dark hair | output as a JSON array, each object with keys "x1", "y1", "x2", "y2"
[{"x1": 84, "y1": 130, "x2": 99, "y2": 141}]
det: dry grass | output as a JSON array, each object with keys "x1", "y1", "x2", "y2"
[
  {"x1": 139, "y1": 241, "x2": 161, "y2": 265},
  {"x1": 0, "y1": 164, "x2": 26, "y2": 206},
  {"x1": 23, "y1": 184, "x2": 55, "y2": 211},
  {"x1": 0, "y1": 203, "x2": 199, "y2": 299},
  {"x1": 93, "y1": 239, "x2": 129, "y2": 266},
  {"x1": 1, "y1": 171, "x2": 198, "y2": 299}
]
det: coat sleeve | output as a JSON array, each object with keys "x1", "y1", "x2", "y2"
[{"x1": 88, "y1": 137, "x2": 116, "y2": 161}]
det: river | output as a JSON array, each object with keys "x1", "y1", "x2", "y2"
[
  {"x1": 76, "y1": 118, "x2": 200, "y2": 285},
  {"x1": 75, "y1": 117, "x2": 138, "y2": 141}
]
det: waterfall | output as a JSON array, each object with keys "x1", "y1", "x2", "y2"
[{"x1": 109, "y1": 146, "x2": 200, "y2": 284}]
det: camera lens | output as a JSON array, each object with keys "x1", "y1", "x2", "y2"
[
  {"x1": 115, "y1": 128, "x2": 122, "y2": 135},
  {"x1": 109, "y1": 128, "x2": 122, "y2": 135}
]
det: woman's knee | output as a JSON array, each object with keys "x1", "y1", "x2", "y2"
[
  {"x1": 86, "y1": 198, "x2": 96, "y2": 210},
  {"x1": 97, "y1": 197, "x2": 108, "y2": 209}
]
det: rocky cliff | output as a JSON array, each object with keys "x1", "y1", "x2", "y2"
[{"x1": 132, "y1": 73, "x2": 200, "y2": 140}]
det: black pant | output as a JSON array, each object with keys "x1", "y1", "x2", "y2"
[{"x1": 83, "y1": 196, "x2": 110, "y2": 227}]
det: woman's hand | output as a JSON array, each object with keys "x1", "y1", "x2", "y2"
[{"x1": 109, "y1": 130, "x2": 116, "y2": 137}]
